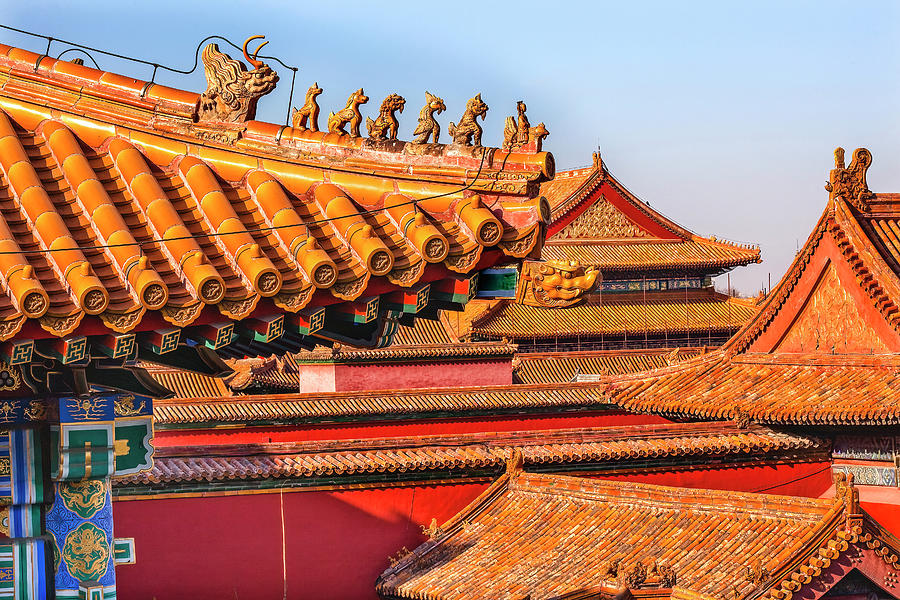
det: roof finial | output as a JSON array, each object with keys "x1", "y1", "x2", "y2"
[
  {"x1": 505, "y1": 448, "x2": 524, "y2": 475},
  {"x1": 824, "y1": 147, "x2": 874, "y2": 212}
]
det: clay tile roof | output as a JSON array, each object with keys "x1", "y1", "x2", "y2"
[
  {"x1": 603, "y1": 352, "x2": 900, "y2": 425},
  {"x1": 514, "y1": 348, "x2": 706, "y2": 384},
  {"x1": 151, "y1": 382, "x2": 612, "y2": 425},
  {"x1": 540, "y1": 162, "x2": 760, "y2": 273},
  {"x1": 376, "y1": 472, "x2": 897, "y2": 600},
  {"x1": 469, "y1": 293, "x2": 758, "y2": 340},
  {"x1": 0, "y1": 43, "x2": 550, "y2": 339},
  {"x1": 115, "y1": 422, "x2": 824, "y2": 486}
]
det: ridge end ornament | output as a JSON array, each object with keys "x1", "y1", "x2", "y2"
[
  {"x1": 292, "y1": 82, "x2": 323, "y2": 132},
  {"x1": 366, "y1": 94, "x2": 406, "y2": 141},
  {"x1": 448, "y1": 93, "x2": 489, "y2": 146},
  {"x1": 412, "y1": 91, "x2": 446, "y2": 144},
  {"x1": 824, "y1": 147, "x2": 874, "y2": 212},
  {"x1": 328, "y1": 88, "x2": 369, "y2": 137},
  {"x1": 198, "y1": 35, "x2": 279, "y2": 123}
]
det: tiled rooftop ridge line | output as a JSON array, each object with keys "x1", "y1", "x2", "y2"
[
  {"x1": 0, "y1": 41, "x2": 553, "y2": 337},
  {"x1": 114, "y1": 423, "x2": 824, "y2": 485}
]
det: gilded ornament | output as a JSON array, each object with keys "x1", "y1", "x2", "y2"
[
  {"x1": 0, "y1": 506, "x2": 8, "y2": 537},
  {"x1": 68, "y1": 395, "x2": 108, "y2": 421},
  {"x1": 0, "y1": 458, "x2": 10, "y2": 476},
  {"x1": 198, "y1": 36, "x2": 279, "y2": 123},
  {"x1": 0, "y1": 401, "x2": 17, "y2": 423},
  {"x1": 291, "y1": 82, "x2": 323, "y2": 132},
  {"x1": 825, "y1": 147, "x2": 874, "y2": 212},
  {"x1": 59, "y1": 479, "x2": 107, "y2": 519},
  {"x1": 413, "y1": 92, "x2": 446, "y2": 144},
  {"x1": 62, "y1": 522, "x2": 110, "y2": 581},
  {"x1": 0, "y1": 363, "x2": 20, "y2": 390},
  {"x1": 114, "y1": 394, "x2": 146, "y2": 417},
  {"x1": 327, "y1": 88, "x2": 369, "y2": 137},
  {"x1": 448, "y1": 94, "x2": 488, "y2": 146},
  {"x1": 24, "y1": 400, "x2": 47, "y2": 421}
]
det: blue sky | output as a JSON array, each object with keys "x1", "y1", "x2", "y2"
[{"x1": 3, "y1": 0, "x2": 898, "y2": 293}]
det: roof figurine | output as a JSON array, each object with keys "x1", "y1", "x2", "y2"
[
  {"x1": 412, "y1": 91, "x2": 446, "y2": 144},
  {"x1": 291, "y1": 82, "x2": 323, "y2": 131},
  {"x1": 503, "y1": 100, "x2": 549, "y2": 153},
  {"x1": 327, "y1": 88, "x2": 369, "y2": 136},
  {"x1": 449, "y1": 93, "x2": 489, "y2": 146},
  {"x1": 825, "y1": 146, "x2": 874, "y2": 211},
  {"x1": 198, "y1": 35, "x2": 279, "y2": 123},
  {"x1": 366, "y1": 93, "x2": 406, "y2": 141},
  {"x1": 516, "y1": 259, "x2": 600, "y2": 307}
]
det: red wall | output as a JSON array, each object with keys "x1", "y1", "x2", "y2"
[
  {"x1": 154, "y1": 411, "x2": 668, "y2": 447},
  {"x1": 334, "y1": 359, "x2": 513, "y2": 391},
  {"x1": 113, "y1": 461, "x2": 833, "y2": 600}
]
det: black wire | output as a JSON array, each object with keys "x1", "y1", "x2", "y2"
[
  {"x1": 0, "y1": 25, "x2": 300, "y2": 124},
  {"x1": 54, "y1": 48, "x2": 101, "y2": 70},
  {"x1": 0, "y1": 147, "x2": 494, "y2": 255}
]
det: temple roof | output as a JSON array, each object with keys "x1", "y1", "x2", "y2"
[
  {"x1": 377, "y1": 470, "x2": 899, "y2": 600},
  {"x1": 539, "y1": 156, "x2": 760, "y2": 274},
  {"x1": 152, "y1": 381, "x2": 611, "y2": 426},
  {"x1": 116, "y1": 422, "x2": 822, "y2": 488},
  {"x1": 0, "y1": 42, "x2": 549, "y2": 341},
  {"x1": 514, "y1": 348, "x2": 706, "y2": 383},
  {"x1": 468, "y1": 291, "x2": 758, "y2": 340},
  {"x1": 600, "y1": 150, "x2": 900, "y2": 425}
]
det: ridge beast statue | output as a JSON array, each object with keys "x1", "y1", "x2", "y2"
[
  {"x1": 503, "y1": 101, "x2": 549, "y2": 152},
  {"x1": 198, "y1": 35, "x2": 279, "y2": 123},
  {"x1": 366, "y1": 93, "x2": 406, "y2": 141},
  {"x1": 516, "y1": 259, "x2": 600, "y2": 308},
  {"x1": 292, "y1": 82, "x2": 323, "y2": 132},
  {"x1": 328, "y1": 88, "x2": 369, "y2": 137},
  {"x1": 448, "y1": 93, "x2": 488, "y2": 146},
  {"x1": 825, "y1": 147, "x2": 874, "y2": 212},
  {"x1": 412, "y1": 91, "x2": 446, "y2": 144}
]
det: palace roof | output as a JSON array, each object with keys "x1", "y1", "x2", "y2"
[
  {"x1": 514, "y1": 348, "x2": 705, "y2": 383},
  {"x1": 540, "y1": 156, "x2": 760, "y2": 274},
  {"x1": 0, "y1": 41, "x2": 549, "y2": 342},
  {"x1": 377, "y1": 470, "x2": 899, "y2": 600},
  {"x1": 468, "y1": 290, "x2": 758, "y2": 340},
  {"x1": 152, "y1": 381, "x2": 611, "y2": 426},
  {"x1": 601, "y1": 149, "x2": 900, "y2": 426},
  {"x1": 116, "y1": 422, "x2": 823, "y2": 488}
]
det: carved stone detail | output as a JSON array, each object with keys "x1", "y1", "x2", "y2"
[
  {"x1": 555, "y1": 195, "x2": 650, "y2": 239},
  {"x1": 412, "y1": 92, "x2": 446, "y2": 144},
  {"x1": 499, "y1": 227, "x2": 539, "y2": 257},
  {"x1": 273, "y1": 286, "x2": 314, "y2": 311},
  {"x1": 198, "y1": 36, "x2": 279, "y2": 123},
  {"x1": 291, "y1": 82, "x2": 323, "y2": 132},
  {"x1": 777, "y1": 263, "x2": 888, "y2": 353},
  {"x1": 448, "y1": 94, "x2": 488, "y2": 146},
  {"x1": 39, "y1": 313, "x2": 83, "y2": 337},
  {"x1": 825, "y1": 147, "x2": 874, "y2": 212},
  {"x1": 0, "y1": 316, "x2": 24, "y2": 342},
  {"x1": 444, "y1": 247, "x2": 482, "y2": 273},
  {"x1": 387, "y1": 261, "x2": 425, "y2": 287},
  {"x1": 366, "y1": 94, "x2": 406, "y2": 141},
  {"x1": 217, "y1": 295, "x2": 259, "y2": 320},
  {"x1": 327, "y1": 89, "x2": 369, "y2": 137},
  {"x1": 331, "y1": 275, "x2": 369, "y2": 301}
]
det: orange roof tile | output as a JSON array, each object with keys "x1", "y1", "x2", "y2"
[
  {"x1": 514, "y1": 348, "x2": 705, "y2": 383},
  {"x1": 117, "y1": 422, "x2": 823, "y2": 486},
  {"x1": 469, "y1": 294, "x2": 758, "y2": 339},
  {"x1": 377, "y1": 471, "x2": 897, "y2": 600},
  {"x1": 540, "y1": 158, "x2": 760, "y2": 272},
  {"x1": 0, "y1": 42, "x2": 550, "y2": 339},
  {"x1": 152, "y1": 382, "x2": 611, "y2": 425},
  {"x1": 603, "y1": 352, "x2": 900, "y2": 425}
]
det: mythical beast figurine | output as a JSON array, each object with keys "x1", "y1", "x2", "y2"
[
  {"x1": 412, "y1": 91, "x2": 446, "y2": 144},
  {"x1": 448, "y1": 93, "x2": 488, "y2": 146},
  {"x1": 366, "y1": 93, "x2": 406, "y2": 141},
  {"x1": 516, "y1": 259, "x2": 600, "y2": 308},
  {"x1": 292, "y1": 82, "x2": 323, "y2": 131},
  {"x1": 327, "y1": 88, "x2": 369, "y2": 137},
  {"x1": 198, "y1": 35, "x2": 279, "y2": 123}
]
